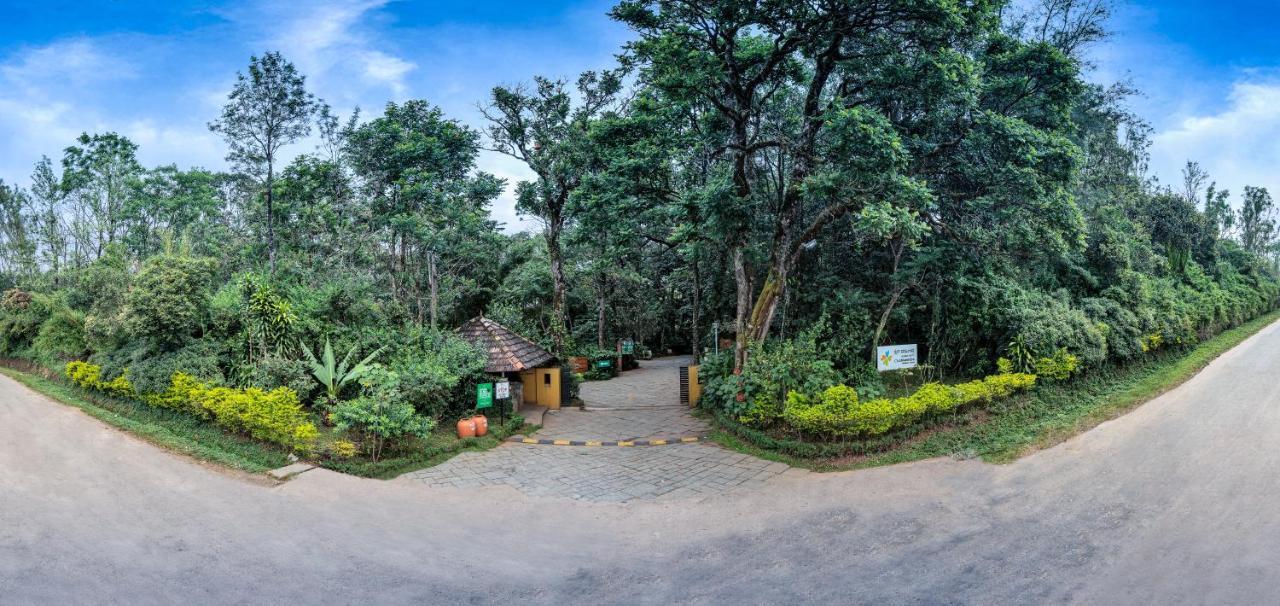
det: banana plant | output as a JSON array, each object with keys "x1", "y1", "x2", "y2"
[{"x1": 300, "y1": 338, "x2": 385, "y2": 403}]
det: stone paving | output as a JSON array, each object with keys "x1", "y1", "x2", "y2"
[
  {"x1": 579, "y1": 355, "x2": 691, "y2": 408},
  {"x1": 400, "y1": 442, "x2": 793, "y2": 502},
  {"x1": 535, "y1": 407, "x2": 711, "y2": 442},
  {"x1": 400, "y1": 355, "x2": 794, "y2": 502}
]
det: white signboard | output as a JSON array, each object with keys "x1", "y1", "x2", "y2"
[
  {"x1": 495, "y1": 381, "x2": 510, "y2": 399},
  {"x1": 876, "y1": 344, "x2": 918, "y2": 372}
]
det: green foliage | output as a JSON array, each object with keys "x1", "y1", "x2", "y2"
[
  {"x1": 779, "y1": 372, "x2": 1038, "y2": 440},
  {"x1": 245, "y1": 355, "x2": 314, "y2": 401},
  {"x1": 124, "y1": 254, "x2": 215, "y2": 349},
  {"x1": 331, "y1": 365, "x2": 436, "y2": 461},
  {"x1": 153, "y1": 371, "x2": 317, "y2": 452},
  {"x1": 703, "y1": 331, "x2": 840, "y2": 426},
  {"x1": 238, "y1": 274, "x2": 297, "y2": 360},
  {"x1": 110, "y1": 339, "x2": 226, "y2": 395},
  {"x1": 32, "y1": 306, "x2": 87, "y2": 364},
  {"x1": 387, "y1": 329, "x2": 486, "y2": 419},
  {"x1": 300, "y1": 337, "x2": 384, "y2": 404},
  {"x1": 1034, "y1": 348, "x2": 1080, "y2": 381}
]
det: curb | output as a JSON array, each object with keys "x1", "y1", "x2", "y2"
[{"x1": 507, "y1": 436, "x2": 707, "y2": 447}]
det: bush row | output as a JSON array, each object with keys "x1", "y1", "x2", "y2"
[
  {"x1": 781, "y1": 372, "x2": 1037, "y2": 439},
  {"x1": 65, "y1": 361, "x2": 317, "y2": 452}
]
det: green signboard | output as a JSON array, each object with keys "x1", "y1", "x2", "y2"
[
  {"x1": 476, "y1": 382, "x2": 494, "y2": 409},
  {"x1": 596, "y1": 359, "x2": 612, "y2": 368},
  {"x1": 621, "y1": 340, "x2": 635, "y2": 355}
]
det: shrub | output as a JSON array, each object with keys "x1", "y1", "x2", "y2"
[
  {"x1": 32, "y1": 307, "x2": 87, "y2": 365},
  {"x1": 1034, "y1": 348, "x2": 1079, "y2": 381},
  {"x1": 0, "y1": 291, "x2": 60, "y2": 357},
  {"x1": 122, "y1": 340, "x2": 227, "y2": 395},
  {"x1": 388, "y1": 330, "x2": 485, "y2": 419},
  {"x1": 780, "y1": 372, "x2": 1038, "y2": 439},
  {"x1": 983, "y1": 372, "x2": 1037, "y2": 397},
  {"x1": 65, "y1": 361, "x2": 103, "y2": 389},
  {"x1": 64, "y1": 361, "x2": 134, "y2": 399},
  {"x1": 69, "y1": 361, "x2": 318, "y2": 453},
  {"x1": 247, "y1": 354, "x2": 315, "y2": 403},
  {"x1": 704, "y1": 334, "x2": 840, "y2": 427},
  {"x1": 124, "y1": 254, "x2": 216, "y2": 349},
  {"x1": 912, "y1": 383, "x2": 959, "y2": 414},
  {"x1": 197, "y1": 384, "x2": 317, "y2": 452},
  {"x1": 331, "y1": 365, "x2": 435, "y2": 461},
  {"x1": 144, "y1": 371, "x2": 208, "y2": 416}
]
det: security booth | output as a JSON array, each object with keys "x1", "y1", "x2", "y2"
[{"x1": 458, "y1": 316, "x2": 562, "y2": 410}]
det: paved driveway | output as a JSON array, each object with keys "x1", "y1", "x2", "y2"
[
  {"x1": 404, "y1": 356, "x2": 742, "y2": 502},
  {"x1": 6, "y1": 321, "x2": 1280, "y2": 603}
]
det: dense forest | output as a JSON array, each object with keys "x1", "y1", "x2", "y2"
[{"x1": 0, "y1": 0, "x2": 1277, "y2": 451}]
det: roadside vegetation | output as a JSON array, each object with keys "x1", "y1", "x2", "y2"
[
  {"x1": 709, "y1": 309, "x2": 1280, "y2": 470},
  {"x1": 0, "y1": 1, "x2": 1276, "y2": 476}
]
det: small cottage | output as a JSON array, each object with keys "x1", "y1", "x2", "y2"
[{"x1": 458, "y1": 316, "x2": 563, "y2": 410}]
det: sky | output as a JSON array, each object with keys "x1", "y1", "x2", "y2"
[{"x1": 1, "y1": 0, "x2": 1278, "y2": 229}]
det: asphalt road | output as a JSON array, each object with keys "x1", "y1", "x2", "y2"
[{"x1": 4, "y1": 320, "x2": 1280, "y2": 604}]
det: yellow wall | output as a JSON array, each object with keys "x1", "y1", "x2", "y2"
[
  {"x1": 688, "y1": 365, "x2": 701, "y2": 407},
  {"x1": 520, "y1": 371, "x2": 537, "y2": 405},
  {"x1": 536, "y1": 367, "x2": 562, "y2": 409},
  {"x1": 519, "y1": 367, "x2": 562, "y2": 409}
]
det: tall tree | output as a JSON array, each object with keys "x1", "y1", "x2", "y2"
[
  {"x1": 1204, "y1": 182, "x2": 1233, "y2": 239},
  {"x1": 61, "y1": 132, "x2": 141, "y2": 263},
  {"x1": 0, "y1": 181, "x2": 36, "y2": 278},
  {"x1": 482, "y1": 70, "x2": 624, "y2": 353},
  {"x1": 209, "y1": 51, "x2": 318, "y2": 273},
  {"x1": 345, "y1": 100, "x2": 504, "y2": 327},
  {"x1": 29, "y1": 157, "x2": 68, "y2": 275},
  {"x1": 615, "y1": 0, "x2": 974, "y2": 368},
  {"x1": 1239, "y1": 186, "x2": 1277, "y2": 256}
]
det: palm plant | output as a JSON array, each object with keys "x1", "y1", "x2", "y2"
[{"x1": 301, "y1": 338, "x2": 384, "y2": 403}]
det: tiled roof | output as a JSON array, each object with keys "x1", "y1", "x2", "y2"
[{"x1": 458, "y1": 316, "x2": 556, "y2": 373}]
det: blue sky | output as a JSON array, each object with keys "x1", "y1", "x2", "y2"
[{"x1": 1, "y1": 0, "x2": 1278, "y2": 229}]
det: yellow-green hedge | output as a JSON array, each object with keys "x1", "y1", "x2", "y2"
[
  {"x1": 65, "y1": 362, "x2": 316, "y2": 452},
  {"x1": 782, "y1": 372, "x2": 1037, "y2": 438},
  {"x1": 66, "y1": 360, "x2": 136, "y2": 398}
]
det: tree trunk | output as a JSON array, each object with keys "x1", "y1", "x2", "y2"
[
  {"x1": 266, "y1": 161, "x2": 276, "y2": 273},
  {"x1": 596, "y1": 277, "x2": 606, "y2": 350},
  {"x1": 428, "y1": 250, "x2": 439, "y2": 329},
  {"x1": 732, "y1": 245, "x2": 752, "y2": 370},
  {"x1": 545, "y1": 219, "x2": 568, "y2": 355},
  {"x1": 691, "y1": 250, "x2": 702, "y2": 362}
]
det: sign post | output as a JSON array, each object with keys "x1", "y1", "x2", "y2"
[
  {"x1": 495, "y1": 380, "x2": 510, "y2": 425},
  {"x1": 876, "y1": 344, "x2": 919, "y2": 372}
]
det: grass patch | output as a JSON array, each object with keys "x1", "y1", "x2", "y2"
[
  {"x1": 0, "y1": 366, "x2": 292, "y2": 473},
  {"x1": 710, "y1": 310, "x2": 1280, "y2": 471}
]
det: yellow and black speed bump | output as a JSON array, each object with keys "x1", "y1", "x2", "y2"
[{"x1": 509, "y1": 436, "x2": 706, "y2": 447}]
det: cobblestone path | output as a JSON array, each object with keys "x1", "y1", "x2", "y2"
[{"x1": 400, "y1": 356, "x2": 795, "y2": 501}]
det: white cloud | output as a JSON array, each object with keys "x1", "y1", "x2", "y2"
[
  {"x1": 0, "y1": 38, "x2": 137, "y2": 96},
  {"x1": 358, "y1": 50, "x2": 415, "y2": 97},
  {"x1": 1150, "y1": 79, "x2": 1280, "y2": 204},
  {"x1": 0, "y1": 39, "x2": 137, "y2": 182},
  {"x1": 222, "y1": 0, "x2": 417, "y2": 104}
]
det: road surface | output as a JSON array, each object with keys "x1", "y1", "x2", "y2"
[{"x1": 4, "y1": 321, "x2": 1280, "y2": 604}]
